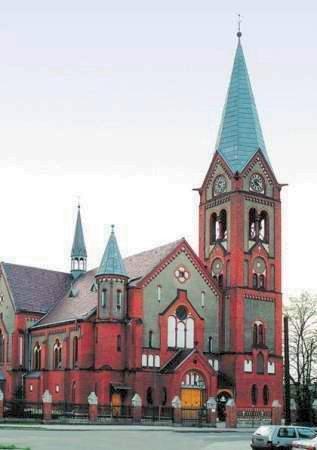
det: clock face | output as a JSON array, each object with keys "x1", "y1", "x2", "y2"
[
  {"x1": 212, "y1": 258, "x2": 223, "y2": 275},
  {"x1": 250, "y1": 173, "x2": 265, "y2": 193},
  {"x1": 214, "y1": 175, "x2": 227, "y2": 195}
]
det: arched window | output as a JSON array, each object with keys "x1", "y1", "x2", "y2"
[
  {"x1": 74, "y1": 258, "x2": 79, "y2": 270},
  {"x1": 79, "y1": 258, "x2": 84, "y2": 270},
  {"x1": 33, "y1": 342, "x2": 41, "y2": 370},
  {"x1": 218, "y1": 274, "x2": 224, "y2": 288},
  {"x1": 259, "y1": 211, "x2": 269, "y2": 242},
  {"x1": 249, "y1": 209, "x2": 257, "y2": 240},
  {"x1": 177, "y1": 322, "x2": 185, "y2": 348},
  {"x1": 210, "y1": 213, "x2": 217, "y2": 244},
  {"x1": 161, "y1": 387, "x2": 167, "y2": 406},
  {"x1": 251, "y1": 384, "x2": 258, "y2": 405},
  {"x1": 182, "y1": 371, "x2": 205, "y2": 388},
  {"x1": 0, "y1": 330, "x2": 4, "y2": 364},
  {"x1": 252, "y1": 273, "x2": 258, "y2": 289},
  {"x1": 208, "y1": 336, "x2": 213, "y2": 353},
  {"x1": 168, "y1": 316, "x2": 176, "y2": 347},
  {"x1": 149, "y1": 330, "x2": 153, "y2": 348},
  {"x1": 256, "y1": 352, "x2": 265, "y2": 374},
  {"x1": 146, "y1": 387, "x2": 153, "y2": 405},
  {"x1": 154, "y1": 355, "x2": 160, "y2": 367},
  {"x1": 73, "y1": 336, "x2": 78, "y2": 367},
  {"x1": 53, "y1": 339, "x2": 62, "y2": 369},
  {"x1": 186, "y1": 317, "x2": 194, "y2": 349},
  {"x1": 117, "y1": 335, "x2": 121, "y2": 352},
  {"x1": 148, "y1": 354, "x2": 154, "y2": 367},
  {"x1": 168, "y1": 308, "x2": 195, "y2": 349},
  {"x1": 116, "y1": 290, "x2": 122, "y2": 312},
  {"x1": 263, "y1": 385, "x2": 269, "y2": 405},
  {"x1": 218, "y1": 209, "x2": 227, "y2": 240},
  {"x1": 259, "y1": 274, "x2": 265, "y2": 290},
  {"x1": 253, "y1": 322, "x2": 266, "y2": 347},
  {"x1": 101, "y1": 289, "x2": 107, "y2": 308}
]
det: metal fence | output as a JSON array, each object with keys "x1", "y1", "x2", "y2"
[
  {"x1": 4, "y1": 400, "x2": 43, "y2": 420},
  {"x1": 142, "y1": 406, "x2": 173, "y2": 423},
  {"x1": 51, "y1": 403, "x2": 89, "y2": 422},
  {"x1": 96, "y1": 405, "x2": 133, "y2": 423},
  {"x1": 181, "y1": 407, "x2": 208, "y2": 426},
  {"x1": 237, "y1": 408, "x2": 272, "y2": 427}
]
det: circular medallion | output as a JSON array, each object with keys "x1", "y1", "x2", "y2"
[
  {"x1": 212, "y1": 258, "x2": 223, "y2": 275},
  {"x1": 250, "y1": 173, "x2": 265, "y2": 194},
  {"x1": 176, "y1": 305, "x2": 188, "y2": 321},
  {"x1": 254, "y1": 257, "x2": 266, "y2": 274},
  {"x1": 174, "y1": 266, "x2": 190, "y2": 283},
  {"x1": 214, "y1": 175, "x2": 227, "y2": 195}
]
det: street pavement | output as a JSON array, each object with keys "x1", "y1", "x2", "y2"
[{"x1": 0, "y1": 428, "x2": 253, "y2": 450}]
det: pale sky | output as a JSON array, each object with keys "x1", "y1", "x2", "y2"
[{"x1": 0, "y1": 1, "x2": 316, "y2": 292}]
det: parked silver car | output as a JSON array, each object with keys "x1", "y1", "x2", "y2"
[
  {"x1": 251, "y1": 425, "x2": 317, "y2": 449},
  {"x1": 292, "y1": 437, "x2": 317, "y2": 449}
]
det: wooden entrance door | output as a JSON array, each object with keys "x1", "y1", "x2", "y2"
[
  {"x1": 111, "y1": 392, "x2": 121, "y2": 417},
  {"x1": 181, "y1": 388, "x2": 202, "y2": 408}
]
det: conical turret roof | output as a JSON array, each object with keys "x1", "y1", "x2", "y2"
[
  {"x1": 215, "y1": 36, "x2": 270, "y2": 172},
  {"x1": 97, "y1": 226, "x2": 127, "y2": 277}
]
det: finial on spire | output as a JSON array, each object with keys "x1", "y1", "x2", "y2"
[
  {"x1": 111, "y1": 224, "x2": 115, "y2": 233},
  {"x1": 77, "y1": 195, "x2": 81, "y2": 209},
  {"x1": 237, "y1": 13, "x2": 242, "y2": 39}
]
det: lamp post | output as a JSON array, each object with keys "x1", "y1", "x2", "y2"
[{"x1": 284, "y1": 314, "x2": 291, "y2": 425}]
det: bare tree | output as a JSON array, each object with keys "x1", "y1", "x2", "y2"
[{"x1": 286, "y1": 291, "x2": 317, "y2": 422}]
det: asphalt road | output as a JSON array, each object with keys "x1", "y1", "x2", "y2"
[{"x1": 0, "y1": 429, "x2": 252, "y2": 450}]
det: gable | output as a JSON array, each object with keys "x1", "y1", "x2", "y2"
[{"x1": 142, "y1": 245, "x2": 219, "y2": 352}]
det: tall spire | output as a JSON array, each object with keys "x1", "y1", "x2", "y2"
[
  {"x1": 71, "y1": 204, "x2": 87, "y2": 278},
  {"x1": 215, "y1": 31, "x2": 270, "y2": 173},
  {"x1": 97, "y1": 225, "x2": 127, "y2": 277}
]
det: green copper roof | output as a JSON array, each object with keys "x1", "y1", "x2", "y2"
[
  {"x1": 97, "y1": 226, "x2": 127, "y2": 277},
  {"x1": 71, "y1": 206, "x2": 87, "y2": 258},
  {"x1": 215, "y1": 38, "x2": 270, "y2": 172}
]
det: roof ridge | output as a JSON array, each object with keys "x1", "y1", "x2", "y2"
[
  {"x1": 1, "y1": 261, "x2": 70, "y2": 276},
  {"x1": 124, "y1": 238, "x2": 184, "y2": 261}
]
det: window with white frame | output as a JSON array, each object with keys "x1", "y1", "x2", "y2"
[
  {"x1": 142, "y1": 354, "x2": 147, "y2": 367},
  {"x1": 244, "y1": 359, "x2": 253, "y2": 373},
  {"x1": 116, "y1": 290, "x2": 122, "y2": 312},
  {"x1": 148, "y1": 354, "x2": 154, "y2": 367},
  {"x1": 157, "y1": 285, "x2": 161, "y2": 302},
  {"x1": 19, "y1": 335, "x2": 24, "y2": 366},
  {"x1": 167, "y1": 306, "x2": 194, "y2": 349},
  {"x1": 154, "y1": 355, "x2": 160, "y2": 367},
  {"x1": 268, "y1": 360, "x2": 275, "y2": 374},
  {"x1": 201, "y1": 291, "x2": 205, "y2": 308},
  {"x1": 101, "y1": 289, "x2": 107, "y2": 308}
]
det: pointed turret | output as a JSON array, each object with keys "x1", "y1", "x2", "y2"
[
  {"x1": 215, "y1": 32, "x2": 270, "y2": 173},
  {"x1": 96, "y1": 225, "x2": 127, "y2": 277},
  {"x1": 96, "y1": 226, "x2": 128, "y2": 321},
  {"x1": 71, "y1": 205, "x2": 87, "y2": 279}
]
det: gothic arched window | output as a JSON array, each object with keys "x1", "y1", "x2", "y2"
[
  {"x1": 253, "y1": 322, "x2": 266, "y2": 347},
  {"x1": 210, "y1": 213, "x2": 217, "y2": 244},
  {"x1": 263, "y1": 385, "x2": 269, "y2": 405},
  {"x1": 53, "y1": 339, "x2": 62, "y2": 369},
  {"x1": 72, "y1": 336, "x2": 78, "y2": 367},
  {"x1": 147, "y1": 387, "x2": 153, "y2": 405},
  {"x1": 33, "y1": 342, "x2": 41, "y2": 370},
  {"x1": 218, "y1": 209, "x2": 227, "y2": 240},
  {"x1": 167, "y1": 308, "x2": 195, "y2": 349},
  {"x1": 249, "y1": 209, "x2": 257, "y2": 240},
  {"x1": 251, "y1": 384, "x2": 258, "y2": 405},
  {"x1": 148, "y1": 330, "x2": 153, "y2": 348},
  {"x1": 259, "y1": 211, "x2": 269, "y2": 242}
]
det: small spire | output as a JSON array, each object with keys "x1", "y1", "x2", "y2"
[
  {"x1": 97, "y1": 225, "x2": 127, "y2": 277},
  {"x1": 71, "y1": 205, "x2": 87, "y2": 259},
  {"x1": 237, "y1": 13, "x2": 242, "y2": 39}
]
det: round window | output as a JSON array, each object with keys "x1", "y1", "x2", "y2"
[{"x1": 176, "y1": 305, "x2": 188, "y2": 321}]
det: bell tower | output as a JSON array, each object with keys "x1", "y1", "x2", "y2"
[{"x1": 198, "y1": 32, "x2": 283, "y2": 407}]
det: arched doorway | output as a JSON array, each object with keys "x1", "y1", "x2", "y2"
[
  {"x1": 216, "y1": 390, "x2": 232, "y2": 421},
  {"x1": 180, "y1": 370, "x2": 206, "y2": 408}
]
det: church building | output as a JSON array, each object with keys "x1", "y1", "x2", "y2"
[{"x1": 0, "y1": 32, "x2": 283, "y2": 413}]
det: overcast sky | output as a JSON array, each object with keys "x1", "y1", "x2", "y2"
[{"x1": 0, "y1": 1, "x2": 316, "y2": 292}]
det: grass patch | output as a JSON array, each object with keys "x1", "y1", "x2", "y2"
[{"x1": 0, "y1": 445, "x2": 31, "y2": 450}]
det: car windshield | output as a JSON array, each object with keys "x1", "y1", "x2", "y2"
[
  {"x1": 297, "y1": 428, "x2": 317, "y2": 439},
  {"x1": 255, "y1": 426, "x2": 273, "y2": 436}
]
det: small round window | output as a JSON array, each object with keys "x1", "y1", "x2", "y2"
[{"x1": 176, "y1": 305, "x2": 188, "y2": 321}]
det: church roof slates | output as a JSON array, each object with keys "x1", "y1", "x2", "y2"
[
  {"x1": 1, "y1": 262, "x2": 72, "y2": 314},
  {"x1": 215, "y1": 39, "x2": 271, "y2": 173}
]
